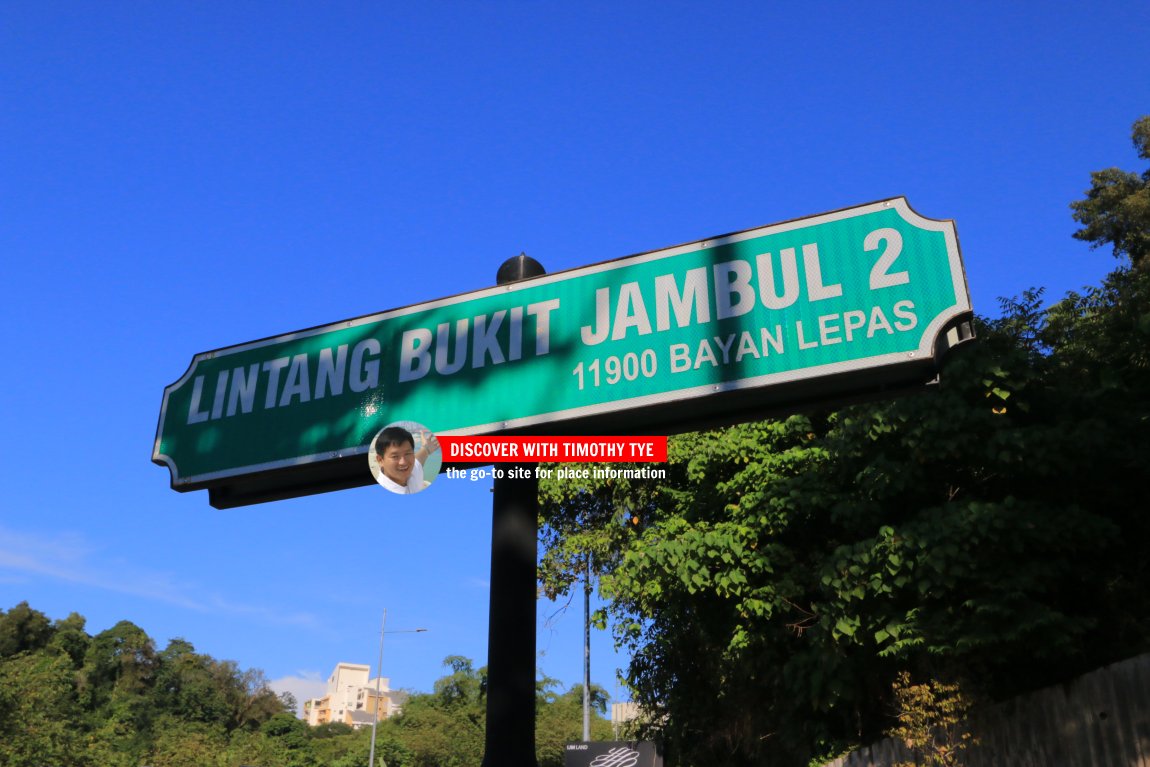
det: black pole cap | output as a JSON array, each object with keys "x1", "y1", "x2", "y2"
[{"x1": 496, "y1": 253, "x2": 546, "y2": 286}]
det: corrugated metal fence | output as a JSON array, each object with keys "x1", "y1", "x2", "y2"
[{"x1": 823, "y1": 653, "x2": 1150, "y2": 767}]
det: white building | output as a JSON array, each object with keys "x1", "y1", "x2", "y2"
[
  {"x1": 612, "y1": 701, "x2": 640, "y2": 736},
  {"x1": 303, "y1": 662, "x2": 405, "y2": 728}
]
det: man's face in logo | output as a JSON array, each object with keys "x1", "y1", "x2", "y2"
[{"x1": 379, "y1": 441, "x2": 415, "y2": 486}]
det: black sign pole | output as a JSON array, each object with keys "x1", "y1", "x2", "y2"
[{"x1": 481, "y1": 255, "x2": 546, "y2": 767}]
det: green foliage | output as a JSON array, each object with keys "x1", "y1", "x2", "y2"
[
  {"x1": 263, "y1": 711, "x2": 312, "y2": 746},
  {"x1": 0, "y1": 601, "x2": 54, "y2": 657},
  {"x1": 378, "y1": 656, "x2": 616, "y2": 767},
  {"x1": 536, "y1": 683, "x2": 614, "y2": 767},
  {"x1": 80, "y1": 620, "x2": 159, "y2": 715},
  {"x1": 1071, "y1": 115, "x2": 1150, "y2": 267},
  {"x1": 154, "y1": 638, "x2": 236, "y2": 726},
  {"x1": 0, "y1": 603, "x2": 292, "y2": 766},
  {"x1": 147, "y1": 716, "x2": 229, "y2": 767},
  {"x1": 310, "y1": 720, "x2": 354, "y2": 738},
  {"x1": 0, "y1": 650, "x2": 87, "y2": 766},
  {"x1": 0, "y1": 618, "x2": 615, "y2": 766},
  {"x1": 888, "y1": 672, "x2": 975, "y2": 767},
  {"x1": 538, "y1": 126, "x2": 1150, "y2": 763},
  {"x1": 539, "y1": 465, "x2": 655, "y2": 602},
  {"x1": 49, "y1": 610, "x2": 91, "y2": 667},
  {"x1": 563, "y1": 287, "x2": 1147, "y2": 762},
  {"x1": 389, "y1": 656, "x2": 487, "y2": 767},
  {"x1": 431, "y1": 654, "x2": 487, "y2": 710}
]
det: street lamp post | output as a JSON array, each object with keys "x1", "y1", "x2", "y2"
[
  {"x1": 583, "y1": 555, "x2": 591, "y2": 743},
  {"x1": 368, "y1": 610, "x2": 427, "y2": 767}
]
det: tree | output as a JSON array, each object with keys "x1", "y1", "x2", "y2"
[
  {"x1": 0, "y1": 602, "x2": 313, "y2": 766},
  {"x1": 152, "y1": 638, "x2": 235, "y2": 726},
  {"x1": 0, "y1": 601, "x2": 54, "y2": 657},
  {"x1": 535, "y1": 682, "x2": 613, "y2": 767},
  {"x1": 539, "y1": 471, "x2": 657, "y2": 601},
  {"x1": 262, "y1": 711, "x2": 313, "y2": 748},
  {"x1": 146, "y1": 716, "x2": 229, "y2": 767},
  {"x1": 888, "y1": 672, "x2": 975, "y2": 767},
  {"x1": 48, "y1": 611, "x2": 90, "y2": 668},
  {"x1": 79, "y1": 619, "x2": 160, "y2": 761},
  {"x1": 537, "y1": 118, "x2": 1150, "y2": 763},
  {"x1": 1071, "y1": 115, "x2": 1150, "y2": 267},
  {"x1": 0, "y1": 650, "x2": 87, "y2": 766},
  {"x1": 231, "y1": 665, "x2": 288, "y2": 730},
  {"x1": 80, "y1": 620, "x2": 159, "y2": 712},
  {"x1": 597, "y1": 295, "x2": 1146, "y2": 762},
  {"x1": 279, "y1": 689, "x2": 300, "y2": 717},
  {"x1": 391, "y1": 656, "x2": 487, "y2": 767},
  {"x1": 432, "y1": 654, "x2": 487, "y2": 712}
]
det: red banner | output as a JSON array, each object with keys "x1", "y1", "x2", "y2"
[{"x1": 439, "y1": 435, "x2": 667, "y2": 463}]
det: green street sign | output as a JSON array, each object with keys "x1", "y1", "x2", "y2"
[{"x1": 154, "y1": 198, "x2": 972, "y2": 506}]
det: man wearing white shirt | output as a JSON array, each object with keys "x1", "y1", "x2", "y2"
[{"x1": 374, "y1": 425, "x2": 439, "y2": 494}]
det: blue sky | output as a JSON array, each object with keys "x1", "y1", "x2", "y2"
[{"x1": 2, "y1": 3, "x2": 1148, "y2": 711}]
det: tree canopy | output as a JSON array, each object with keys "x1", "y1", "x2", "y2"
[
  {"x1": 539, "y1": 114, "x2": 1150, "y2": 766},
  {"x1": 0, "y1": 606, "x2": 612, "y2": 767},
  {"x1": 1071, "y1": 115, "x2": 1150, "y2": 268},
  {"x1": 0, "y1": 603, "x2": 288, "y2": 767}
]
